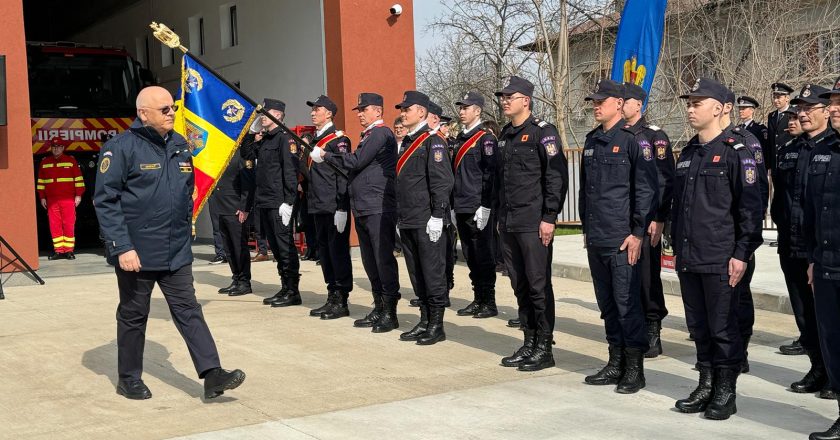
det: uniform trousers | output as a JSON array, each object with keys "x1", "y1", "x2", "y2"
[
  {"x1": 639, "y1": 235, "x2": 668, "y2": 322},
  {"x1": 455, "y1": 213, "x2": 496, "y2": 291},
  {"x1": 736, "y1": 257, "x2": 756, "y2": 338},
  {"x1": 501, "y1": 231, "x2": 555, "y2": 334},
  {"x1": 401, "y1": 227, "x2": 448, "y2": 308},
  {"x1": 678, "y1": 271, "x2": 744, "y2": 369},
  {"x1": 780, "y1": 254, "x2": 818, "y2": 351},
  {"x1": 356, "y1": 212, "x2": 400, "y2": 299},
  {"x1": 587, "y1": 246, "x2": 648, "y2": 350},
  {"x1": 259, "y1": 207, "x2": 300, "y2": 280},
  {"x1": 47, "y1": 199, "x2": 77, "y2": 253},
  {"x1": 313, "y1": 213, "x2": 353, "y2": 293},
  {"x1": 115, "y1": 264, "x2": 220, "y2": 380},
  {"x1": 813, "y1": 271, "x2": 840, "y2": 392},
  {"x1": 218, "y1": 214, "x2": 251, "y2": 284}
]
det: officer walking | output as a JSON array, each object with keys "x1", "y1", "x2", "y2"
[
  {"x1": 805, "y1": 81, "x2": 840, "y2": 440},
  {"x1": 210, "y1": 150, "x2": 255, "y2": 297},
  {"x1": 579, "y1": 80, "x2": 657, "y2": 394},
  {"x1": 451, "y1": 91, "x2": 498, "y2": 319},
  {"x1": 671, "y1": 78, "x2": 763, "y2": 420},
  {"x1": 495, "y1": 76, "x2": 568, "y2": 372},
  {"x1": 251, "y1": 99, "x2": 302, "y2": 308},
  {"x1": 621, "y1": 83, "x2": 674, "y2": 359},
  {"x1": 303, "y1": 95, "x2": 353, "y2": 320},
  {"x1": 312, "y1": 93, "x2": 401, "y2": 332},
  {"x1": 94, "y1": 86, "x2": 245, "y2": 400},
  {"x1": 393, "y1": 91, "x2": 454, "y2": 345},
  {"x1": 767, "y1": 82, "x2": 795, "y2": 176}
]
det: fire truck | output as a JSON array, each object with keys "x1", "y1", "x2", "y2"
[{"x1": 27, "y1": 42, "x2": 153, "y2": 250}]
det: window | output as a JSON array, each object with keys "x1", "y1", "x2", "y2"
[
  {"x1": 230, "y1": 6, "x2": 238, "y2": 47},
  {"x1": 189, "y1": 15, "x2": 206, "y2": 55},
  {"x1": 220, "y1": 3, "x2": 239, "y2": 49},
  {"x1": 161, "y1": 32, "x2": 176, "y2": 68},
  {"x1": 200, "y1": 18, "x2": 206, "y2": 55}
]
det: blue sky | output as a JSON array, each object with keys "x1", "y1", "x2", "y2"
[{"x1": 413, "y1": 0, "x2": 446, "y2": 56}]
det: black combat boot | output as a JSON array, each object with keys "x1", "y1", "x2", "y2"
[
  {"x1": 501, "y1": 330, "x2": 537, "y2": 367},
  {"x1": 311, "y1": 290, "x2": 336, "y2": 316},
  {"x1": 616, "y1": 347, "x2": 646, "y2": 394},
  {"x1": 741, "y1": 335, "x2": 751, "y2": 374},
  {"x1": 228, "y1": 282, "x2": 252, "y2": 296},
  {"x1": 400, "y1": 304, "x2": 429, "y2": 341},
  {"x1": 518, "y1": 332, "x2": 555, "y2": 371},
  {"x1": 353, "y1": 293, "x2": 382, "y2": 327},
  {"x1": 675, "y1": 366, "x2": 714, "y2": 413},
  {"x1": 820, "y1": 386, "x2": 838, "y2": 400},
  {"x1": 202, "y1": 367, "x2": 246, "y2": 399},
  {"x1": 473, "y1": 288, "x2": 498, "y2": 319},
  {"x1": 792, "y1": 350, "x2": 828, "y2": 393},
  {"x1": 218, "y1": 281, "x2": 238, "y2": 294},
  {"x1": 809, "y1": 397, "x2": 840, "y2": 440},
  {"x1": 585, "y1": 345, "x2": 624, "y2": 385},
  {"x1": 780, "y1": 338, "x2": 806, "y2": 355},
  {"x1": 321, "y1": 291, "x2": 350, "y2": 320},
  {"x1": 507, "y1": 318, "x2": 522, "y2": 328},
  {"x1": 271, "y1": 276, "x2": 301, "y2": 307},
  {"x1": 704, "y1": 368, "x2": 739, "y2": 420},
  {"x1": 372, "y1": 295, "x2": 399, "y2": 333},
  {"x1": 457, "y1": 289, "x2": 481, "y2": 316},
  {"x1": 417, "y1": 306, "x2": 446, "y2": 345},
  {"x1": 644, "y1": 320, "x2": 662, "y2": 358},
  {"x1": 409, "y1": 297, "x2": 421, "y2": 307},
  {"x1": 263, "y1": 277, "x2": 290, "y2": 305}
]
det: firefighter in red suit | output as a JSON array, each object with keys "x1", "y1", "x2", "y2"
[{"x1": 36, "y1": 139, "x2": 85, "y2": 260}]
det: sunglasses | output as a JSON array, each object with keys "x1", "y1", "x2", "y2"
[{"x1": 143, "y1": 104, "x2": 179, "y2": 115}]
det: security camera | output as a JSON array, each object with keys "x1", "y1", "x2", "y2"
[{"x1": 390, "y1": 4, "x2": 402, "y2": 15}]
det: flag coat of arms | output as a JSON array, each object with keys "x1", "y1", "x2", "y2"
[
  {"x1": 610, "y1": 0, "x2": 668, "y2": 104},
  {"x1": 173, "y1": 53, "x2": 256, "y2": 222}
]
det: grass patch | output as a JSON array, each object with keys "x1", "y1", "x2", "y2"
[{"x1": 555, "y1": 225, "x2": 582, "y2": 236}]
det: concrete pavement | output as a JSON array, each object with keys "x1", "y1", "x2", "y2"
[{"x1": 0, "y1": 244, "x2": 835, "y2": 440}]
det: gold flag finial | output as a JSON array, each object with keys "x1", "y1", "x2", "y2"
[{"x1": 150, "y1": 22, "x2": 187, "y2": 53}]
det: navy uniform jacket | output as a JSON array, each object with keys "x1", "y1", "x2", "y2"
[
  {"x1": 804, "y1": 129, "x2": 840, "y2": 279},
  {"x1": 301, "y1": 125, "x2": 350, "y2": 214},
  {"x1": 452, "y1": 124, "x2": 497, "y2": 213},
  {"x1": 741, "y1": 120, "x2": 771, "y2": 174},
  {"x1": 325, "y1": 122, "x2": 397, "y2": 217},
  {"x1": 253, "y1": 126, "x2": 299, "y2": 209},
  {"x1": 771, "y1": 135, "x2": 811, "y2": 258},
  {"x1": 209, "y1": 153, "x2": 255, "y2": 216},
  {"x1": 580, "y1": 122, "x2": 658, "y2": 249},
  {"x1": 671, "y1": 133, "x2": 764, "y2": 274},
  {"x1": 624, "y1": 118, "x2": 674, "y2": 223},
  {"x1": 497, "y1": 115, "x2": 568, "y2": 233},
  {"x1": 767, "y1": 110, "x2": 791, "y2": 172},
  {"x1": 396, "y1": 124, "x2": 454, "y2": 229},
  {"x1": 94, "y1": 120, "x2": 194, "y2": 271},
  {"x1": 728, "y1": 124, "x2": 769, "y2": 213}
]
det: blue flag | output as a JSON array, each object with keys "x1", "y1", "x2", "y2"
[{"x1": 611, "y1": 0, "x2": 667, "y2": 102}]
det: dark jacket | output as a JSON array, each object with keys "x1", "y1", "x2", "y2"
[
  {"x1": 580, "y1": 121, "x2": 658, "y2": 248},
  {"x1": 804, "y1": 129, "x2": 840, "y2": 279},
  {"x1": 396, "y1": 124, "x2": 454, "y2": 229},
  {"x1": 452, "y1": 124, "x2": 497, "y2": 213},
  {"x1": 624, "y1": 118, "x2": 674, "y2": 223},
  {"x1": 741, "y1": 120, "x2": 771, "y2": 175},
  {"x1": 771, "y1": 135, "x2": 811, "y2": 258},
  {"x1": 325, "y1": 121, "x2": 397, "y2": 217},
  {"x1": 253, "y1": 126, "x2": 299, "y2": 209},
  {"x1": 671, "y1": 132, "x2": 764, "y2": 274},
  {"x1": 94, "y1": 119, "x2": 194, "y2": 271},
  {"x1": 300, "y1": 125, "x2": 350, "y2": 214},
  {"x1": 209, "y1": 153, "x2": 255, "y2": 217},
  {"x1": 728, "y1": 124, "x2": 769, "y2": 213},
  {"x1": 497, "y1": 115, "x2": 568, "y2": 233},
  {"x1": 767, "y1": 110, "x2": 792, "y2": 173}
]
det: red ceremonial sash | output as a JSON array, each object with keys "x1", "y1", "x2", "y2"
[
  {"x1": 307, "y1": 132, "x2": 340, "y2": 168},
  {"x1": 453, "y1": 130, "x2": 486, "y2": 170},
  {"x1": 396, "y1": 132, "x2": 431, "y2": 176}
]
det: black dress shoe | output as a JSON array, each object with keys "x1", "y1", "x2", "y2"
[
  {"x1": 780, "y1": 339, "x2": 807, "y2": 355},
  {"x1": 117, "y1": 379, "x2": 152, "y2": 400},
  {"x1": 507, "y1": 318, "x2": 521, "y2": 328},
  {"x1": 203, "y1": 368, "x2": 246, "y2": 399},
  {"x1": 218, "y1": 281, "x2": 238, "y2": 294},
  {"x1": 409, "y1": 298, "x2": 421, "y2": 307},
  {"x1": 228, "y1": 284, "x2": 252, "y2": 296},
  {"x1": 65, "y1": 252, "x2": 76, "y2": 260}
]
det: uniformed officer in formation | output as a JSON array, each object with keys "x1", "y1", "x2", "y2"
[
  {"x1": 495, "y1": 76, "x2": 568, "y2": 372},
  {"x1": 427, "y1": 102, "x2": 458, "y2": 297},
  {"x1": 300, "y1": 95, "x2": 353, "y2": 320},
  {"x1": 391, "y1": 91, "x2": 454, "y2": 344},
  {"x1": 312, "y1": 92, "x2": 401, "y2": 331},
  {"x1": 736, "y1": 96, "x2": 770, "y2": 171},
  {"x1": 94, "y1": 86, "x2": 245, "y2": 400},
  {"x1": 579, "y1": 79, "x2": 657, "y2": 394},
  {"x1": 251, "y1": 99, "x2": 302, "y2": 308},
  {"x1": 621, "y1": 82, "x2": 674, "y2": 359},
  {"x1": 672, "y1": 78, "x2": 764, "y2": 420},
  {"x1": 767, "y1": 82, "x2": 795, "y2": 176},
  {"x1": 451, "y1": 91, "x2": 498, "y2": 319}
]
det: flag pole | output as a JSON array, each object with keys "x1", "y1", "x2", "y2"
[{"x1": 150, "y1": 22, "x2": 348, "y2": 179}]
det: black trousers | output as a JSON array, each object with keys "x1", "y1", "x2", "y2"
[
  {"x1": 812, "y1": 272, "x2": 840, "y2": 392},
  {"x1": 456, "y1": 213, "x2": 496, "y2": 291},
  {"x1": 445, "y1": 223, "x2": 457, "y2": 285},
  {"x1": 219, "y1": 214, "x2": 251, "y2": 284},
  {"x1": 779, "y1": 254, "x2": 818, "y2": 351},
  {"x1": 587, "y1": 247, "x2": 648, "y2": 350},
  {"x1": 639, "y1": 235, "x2": 668, "y2": 322},
  {"x1": 356, "y1": 212, "x2": 400, "y2": 299},
  {"x1": 501, "y1": 231, "x2": 555, "y2": 333},
  {"x1": 736, "y1": 257, "x2": 756, "y2": 338},
  {"x1": 313, "y1": 213, "x2": 353, "y2": 293},
  {"x1": 210, "y1": 209, "x2": 226, "y2": 258},
  {"x1": 249, "y1": 209, "x2": 268, "y2": 255},
  {"x1": 401, "y1": 227, "x2": 448, "y2": 308},
  {"x1": 259, "y1": 207, "x2": 300, "y2": 280},
  {"x1": 115, "y1": 265, "x2": 220, "y2": 380},
  {"x1": 678, "y1": 271, "x2": 743, "y2": 370}
]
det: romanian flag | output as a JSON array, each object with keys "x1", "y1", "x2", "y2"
[
  {"x1": 610, "y1": 0, "x2": 667, "y2": 106},
  {"x1": 174, "y1": 52, "x2": 256, "y2": 222}
]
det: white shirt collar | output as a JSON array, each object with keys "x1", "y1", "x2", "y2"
[
  {"x1": 743, "y1": 119, "x2": 753, "y2": 127},
  {"x1": 316, "y1": 121, "x2": 334, "y2": 138},
  {"x1": 407, "y1": 121, "x2": 428, "y2": 137},
  {"x1": 463, "y1": 120, "x2": 483, "y2": 134},
  {"x1": 364, "y1": 119, "x2": 384, "y2": 133},
  {"x1": 780, "y1": 105, "x2": 790, "y2": 113}
]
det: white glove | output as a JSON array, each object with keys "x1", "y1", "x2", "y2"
[
  {"x1": 450, "y1": 210, "x2": 457, "y2": 226},
  {"x1": 279, "y1": 203, "x2": 293, "y2": 226},
  {"x1": 474, "y1": 206, "x2": 491, "y2": 230},
  {"x1": 426, "y1": 217, "x2": 443, "y2": 242},
  {"x1": 310, "y1": 147, "x2": 325, "y2": 163},
  {"x1": 334, "y1": 210, "x2": 348, "y2": 233}
]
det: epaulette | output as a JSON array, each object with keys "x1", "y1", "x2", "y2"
[
  {"x1": 723, "y1": 136, "x2": 745, "y2": 150},
  {"x1": 533, "y1": 117, "x2": 548, "y2": 128},
  {"x1": 646, "y1": 124, "x2": 661, "y2": 131},
  {"x1": 335, "y1": 130, "x2": 344, "y2": 137}
]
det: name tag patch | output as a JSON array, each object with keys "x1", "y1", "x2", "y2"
[
  {"x1": 584, "y1": 149, "x2": 594, "y2": 157},
  {"x1": 677, "y1": 160, "x2": 691, "y2": 169},
  {"x1": 140, "y1": 163, "x2": 161, "y2": 170},
  {"x1": 813, "y1": 154, "x2": 831, "y2": 163}
]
